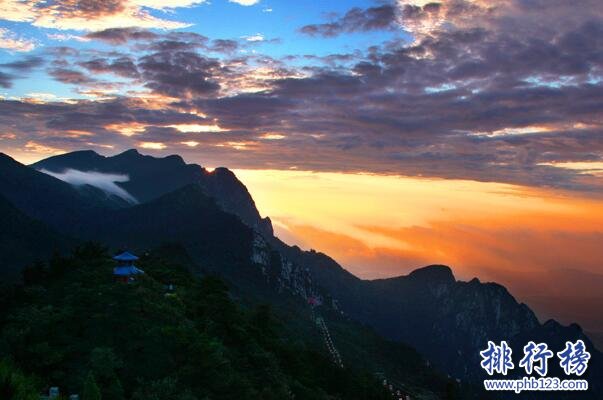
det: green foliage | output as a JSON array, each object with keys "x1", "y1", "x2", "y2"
[
  {"x1": 132, "y1": 377, "x2": 198, "y2": 400},
  {"x1": 0, "y1": 245, "x2": 392, "y2": 399},
  {"x1": 83, "y1": 372, "x2": 101, "y2": 400},
  {"x1": 0, "y1": 359, "x2": 39, "y2": 400},
  {"x1": 89, "y1": 348, "x2": 124, "y2": 400}
]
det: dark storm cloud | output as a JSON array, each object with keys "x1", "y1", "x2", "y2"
[{"x1": 300, "y1": 5, "x2": 398, "y2": 37}]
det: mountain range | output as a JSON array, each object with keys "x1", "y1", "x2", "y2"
[{"x1": 1, "y1": 149, "x2": 601, "y2": 399}]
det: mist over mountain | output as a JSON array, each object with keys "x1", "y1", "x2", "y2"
[{"x1": 1, "y1": 149, "x2": 601, "y2": 399}]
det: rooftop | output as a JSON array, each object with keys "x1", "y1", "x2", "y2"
[{"x1": 113, "y1": 251, "x2": 139, "y2": 262}]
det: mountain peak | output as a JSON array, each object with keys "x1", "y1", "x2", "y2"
[
  {"x1": 111, "y1": 149, "x2": 187, "y2": 167},
  {"x1": 164, "y1": 154, "x2": 185, "y2": 165},
  {"x1": 31, "y1": 149, "x2": 273, "y2": 236},
  {"x1": 66, "y1": 149, "x2": 100, "y2": 157},
  {"x1": 212, "y1": 166, "x2": 235, "y2": 176},
  {"x1": 31, "y1": 149, "x2": 104, "y2": 171},
  {"x1": 114, "y1": 148, "x2": 141, "y2": 158},
  {"x1": 407, "y1": 264, "x2": 455, "y2": 285},
  {"x1": 0, "y1": 152, "x2": 17, "y2": 163}
]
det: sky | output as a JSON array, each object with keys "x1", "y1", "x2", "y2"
[{"x1": 0, "y1": 1, "x2": 602, "y2": 336}]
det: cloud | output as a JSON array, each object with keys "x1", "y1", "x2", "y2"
[
  {"x1": 146, "y1": 32, "x2": 208, "y2": 52},
  {"x1": 0, "y1": 56, "x2": 45, "y2": 88},
  {"x1": 138, "y1": 50, "x2": 222, "y2": 98},
  {"x1": 40, "y1": 168, "x2": 138, "y2": 203},
  {"x1": 0, "y1": 55, "x2": 44, "y2": 71},
  {"x1": 300, "y1": 5, "x2": 398, "y2": 37},
  {"x1": 242, "y1": 33, "x2": 264, "y2": 42},
  {"x1": 229, "y1": 0, "x2": 261, "y2": 5},
  {"x1": 24, "y1": 141, "x2": 65, "y2": 156},
  {"x1": 48, "y1": 68, "x2": 95, "y2": 85},
  {"x1": 395, "y1": 0, "x2": 603, "y2": 42},
  {"x1": 139, "y1": 141, "x2": 166, "y2": 149},
  {"x1": 0, "y1": 71, "x2": 15, "y2": 88},
  {"x1": 131, "y1": 0, "x2": 206, "y2": 9},
  {"x1": 84, "y1": 27, "x2": 158, "y2": 44},
  {"x1": 210, "y1": 39, "x2": 239, "y2": 53},
  {"x1": 0, "y1": 0, "x2": 197, "y2": 31},
  {"x1": 0, "y1": 0, "x2": 602, "y2": 193},
  {"x1": 79, "y1": 57, "x2": 140, "y2": 79},
  {"x1": 46, "y1": 33, "x2": 89, "y2": 42},
  {"x1": 0, "y1": 27, "x2": 36, "y2": 52}
]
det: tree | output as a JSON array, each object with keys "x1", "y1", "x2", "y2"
[
  {"x1": 0, "y1": 360, "x2": 39, "y2": 400},
  {"x1": 22, "y1": 261, "x2": 47, "y2": 285},
  {"x1": 446, "y1": 380, "x2": 458, "y2": 400},
  {"x1": 89, "y1": 347, "x2": 124, "y2": 400},
  {"x1": 83, "y1": 372, "x2": 101, "y2": 400}
]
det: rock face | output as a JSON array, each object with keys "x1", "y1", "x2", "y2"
[
  {"x1": 251, "y1": 232, "x2": 317, "y2": 302},
  {"x1": 365, "y1": 269, "x2": 541, "y2": 381},
  {"x1": 2, "y1": 150, "x2": 601, "y2": 397}
]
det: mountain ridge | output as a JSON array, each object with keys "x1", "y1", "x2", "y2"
[
  {"x1": 1, "y1": 149, "x2": 601, "y2": 398},
  {"x1": 32, "y1": 148, "x2": 273, "y2": 236}
]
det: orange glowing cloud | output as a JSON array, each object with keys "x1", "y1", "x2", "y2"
[
  {"x1": 106, "y1": 122, "x2": 147, "y2": 137},
  {"x1": 139, "y1": 141, "x2": 166, "y2": 150},
  {"x1": 169, "y1": 124, "x2": 227, "y2": 133}
]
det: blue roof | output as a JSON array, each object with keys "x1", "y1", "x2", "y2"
[
  {"x1": 113, "y1": 265, "x2": 144, "y2": 276},
  {"x1": 113, "y1": 251, "x2": 139, "y2": 261}
]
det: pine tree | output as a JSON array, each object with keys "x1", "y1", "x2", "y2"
[{"x1": 83, "y1": 372, "x2": 101, "y2": 400}]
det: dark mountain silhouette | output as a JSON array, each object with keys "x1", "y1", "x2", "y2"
[
  {"x1": 1, "y1": 153, "x2": 460, "y2": 399},
  {"x1": 1, "y1": 149, "x2": 601, "y2": 399},
  {"x1": 274, "y1": 243, "x2": 603, "y2": 394},
  {"x1": 0, "y1": 153, "x2": 122, "y2": 236},
  {"x1": 90, "y1": 184, "x2": 254, "y2": 270},
  {"x1": 0, "y1": 193, "x2": 72, "y2": 281},
  {"x1": 32, "y1": 149, "x2": 273, "y2": 236}
]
